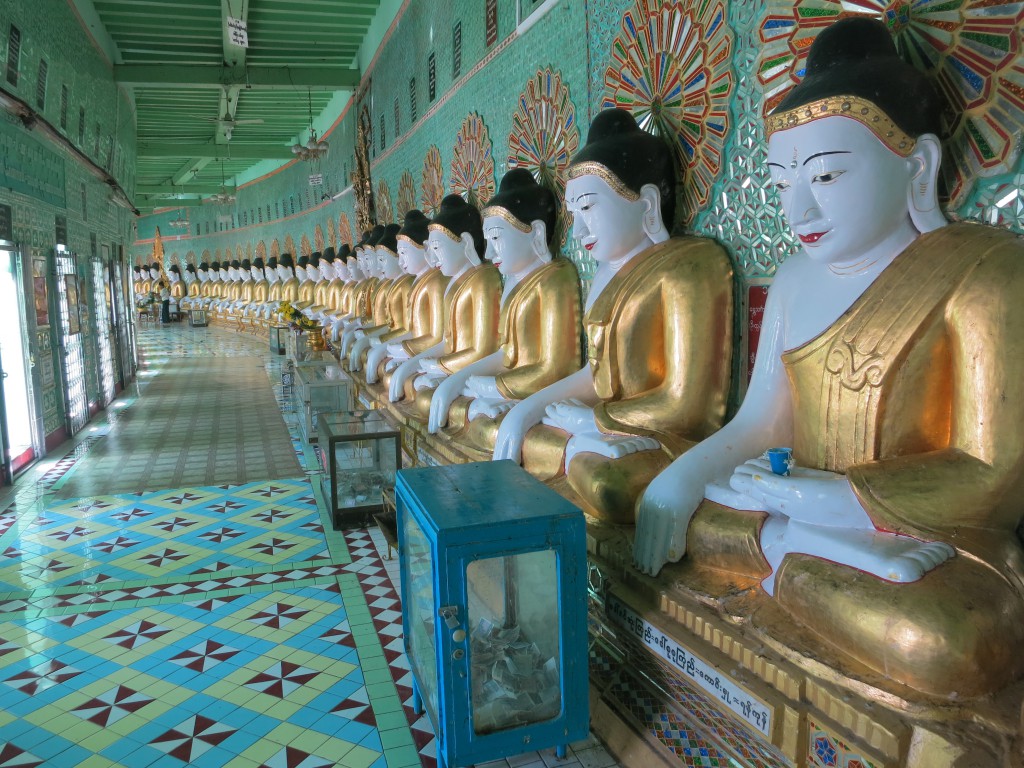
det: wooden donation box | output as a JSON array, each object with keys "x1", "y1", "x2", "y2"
[{"x1": 396, "y1": 460, "x2": 589, "y2": 768}]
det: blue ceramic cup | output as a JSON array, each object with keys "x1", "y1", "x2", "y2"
[{"x1": 767, "y1": 447, "x2": 793, "y2": 476}]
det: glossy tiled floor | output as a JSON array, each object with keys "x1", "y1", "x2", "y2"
[{"x1": 0, "y1": 325, "x2": 621, "y2": 768}]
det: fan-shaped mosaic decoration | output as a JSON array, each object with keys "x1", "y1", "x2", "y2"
[
  {"x1": 450, "y1": 114, "x2": 496, "y2": 207},
  {"x1": 270, "y1": 240, "x2": 280, "y2": 261},
  {"x1": 603, "y1": 0, "x2": 735, "y2": 221},
  {"x1": 758, "y1": 0, "x2": 1024, "y2": 205},
  {"x1": 376, "y1": 179, "x2": 395, "y2": 224},
  {"x1": 202, "y1": 249, "x2": 211, "y2": 262},
  {"x1": 245, "y1": 243, "x2": 253, "y2": 260},
  {"x1": 327, "y1": 217, "x2": 337, "y2": 250},
  {"x1": 236, "y1": 245, "x2": 244, "y2": 261},
  {"x1": 184, "y1": 250, "x2": 196, "y2": 267},
  {"x1": 300, "y1": 234, "x2": 312, "y2": 257},
  {"x1": 284, "y1": 235, "x2": 296, "y2": 257},
  {"x1": 397, "y1": 170, "x2": 417, "y2": 218},
  {"x1": 314, "y1": 224, "x2": 325, "y2": 253},
  {"x1": 508, "y1": 68, "x2": 581, "y2": 246},
  {"x1": 339, "y1": 213, "x2": 353, "y2": 247},
  {"x1": 256, "y1": 241, "x2": 267, "y2": 261},
  {"x1": 214, "y1": 249, "x2": 222, "y2": 261},
  {"x1": 421, "y1": 146, "x2": 445, "y2": 215}
]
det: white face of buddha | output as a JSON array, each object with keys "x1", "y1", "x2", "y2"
[
  {"x1": 239, "y1": 267, "x2": 251, "y2": 280},
  {"x1": 150, "y1": 267, "x2": 160, "y2": 280},
  {"x1": 377, "y1": 246, "x2": 400, "y2": 277},
  {"x1": 427, "y1": 229, "x2": 471, "y2": 278},
  {"x1": 277, "y1": 265, "x2": 290, "y2": 281},
  {"x1": 565, "y1": 174, "x2": 650, "y2": 264},
  {"x1": 767, "y1": 117, "x2": 917, "y2": 265},
  {"x1": 227, "y1": 266, "x2": 237, "y2": 281},
  {"x1": 169, "y1": 271, "x2": 179, "y2": 283},
  {"x1": 251, "y1": 266, "x2": 264, "y2": 280},
  {"x1": 397, "y1": 240, "x2": 428, "y2": 275},
  {"x1": 333, "y1": 260, "x2": 348, "y2": 280},
  {"x1": 218, "y1": 268, "x2": 229, "y2": 281},
  {"x1": 483, "y1": 216, "x2": 538, "y2": 278},
  {"x1": 319, "y1": 263, "x2": 332, "y2": 280},
  {"x1": 197, "y1": 269, "x2": 208, "y2": 282}
]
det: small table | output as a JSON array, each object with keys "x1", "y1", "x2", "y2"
[
  {"x1": 319, "y1": 410, "x2": 401, "y2": 530},
  {"x1": 294, "y1": 361, "x2": 353, "y2": 442},
  {"x1": 188, "y1": 309, "x2": 208, "y2": 327}
]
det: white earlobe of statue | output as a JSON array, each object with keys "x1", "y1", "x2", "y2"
[
  {"x1": 461, "y1": 233, "x2": 481, "y2": 266},
  {"x1": 531, "y1": 221, "x2": 552, "y2": 263},
  {"x1": 639, "y1": 183, "x2": 670, "y2": 244},
  {"x1": 908, "y1": 133, "x2": 947, "y2": 234}
]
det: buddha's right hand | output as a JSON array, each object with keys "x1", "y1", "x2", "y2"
[
  {"x1": 493, "y1": 397, "x2": 549, "y2": 464},
  {"x1": 463, "y1": 375, "x2": 501, "y2": 400},
  {"x1": 428, "y1": 376, "x2": 462, "y2": 434},
  {"x1": 468, "y1": 397, "x2": 515, "y2": 421},
  {"x1": 634, "y1": 470, "x2": 704, "y2": 576}
]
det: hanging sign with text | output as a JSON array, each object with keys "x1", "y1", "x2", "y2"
[
  {"x1": 308, "y1": 174, "x2": 323, "y2": 187},
  {"x1": 227, "y1": 17, "x2": 249, "y2": 48}
]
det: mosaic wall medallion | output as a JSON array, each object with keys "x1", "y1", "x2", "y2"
[
  {"x1": 314, "y1": 224, "x2": 325, "y2": 253},
  {"x1": 507, "y1": 68, "x2": 581, "y2": 246},
  {"x1": 282, "y1": 235, "x2": 294, "y2": 258},
  {"x1": 270, "y1": 240, "x2": 280, "y2": 261},
  {"x1": 338, "y1": 214, "x2": 353, "y2": 248},
  {"x1": 603, "y1": 0, "x2": 736, "y2": 222},
  {"x1": 450, "y1": 113, "x2": 496, "y2": 207},
  {"x1": 375, "y1": 179, "x2": 394, "y2": 224},
  {"x1": 397, "y1": 170, "x2": 417, "y2": 218},
  {"x1": 757, "y1": 0, "x2": 1024, "y2": 206},
  {"x1": 421, "y1": 146, "x2": 445, "y2": 215},
  {"x1": 236, "y1": 245, "x2": 244, "y2": 261},
  {"x1": 255, "y1": 241, "x2": 267, "y2": 262},
  {"x1": 299, "y1": 235, "x2": 312, "y2": 258},
  {"x1": 971, "y1": 170, "x2": 1024, "y2": 230},
  {"x1": 326, "y1": 217, "x2": 337, "y2": 250}
]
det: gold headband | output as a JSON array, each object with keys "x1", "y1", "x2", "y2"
[
  {"x1": 765, "y1": 95, "x2": 916, "y2": 156},
  {"x1": 481, "y1": 206, "x2": 532, "y2": 234},
  {"x1": 396, "y1": 234, "x2": 425, "y2": 246},
  {"x1": 427, "y1": 222, "x2": 460, "y2": 242},
  {"x1": 566, "y1": 161, "x2": 641, "y2": 201}
]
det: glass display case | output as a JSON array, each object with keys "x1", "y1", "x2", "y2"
[
  {"x1": 269, "y1": 324, "x2": 288, "y2": 355},
  {"x1": 293, "y1": 361, "x2": 352, "y2": 442},
  {"x1": 396, "y1": 460, "x2": 589, "y2": 768},
  {"x1": 188, "y1": 308, "x2": 208, "y2": 327},
  {"x1": 318, "y1": 410, "x2": 401, "y2": 529},
  {"x1": 286, "y1": 327, "x2": 319, "y2": 362}
]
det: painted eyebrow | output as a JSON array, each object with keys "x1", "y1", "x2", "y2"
[
  {"x1": 803, "y1": 150, "x2": 850, "y2": 166},
  {"x1": 767, "y1": 162, "x2": 785, "y2": 169}
]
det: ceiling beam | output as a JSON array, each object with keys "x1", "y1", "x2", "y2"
[
  {"x1": 68, "y1": 0, "x2": 123, "y2": 65},
  {"x1": 138, "y1": 143, "x2": 294, "y2": 159},
  {"x1": 136, "y1": 183, "x2": 235, "y2": 195},
  {"x1": 113, "y1": 64, "x2": 359, "y2": 90},
  {"x1": 170, "y1": 157, "x2": 214, "y2": 187},
  {"x1": 217, "y1": 0, "x2": 249, "y2": 145}
]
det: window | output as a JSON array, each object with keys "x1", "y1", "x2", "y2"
[
  {"x1": 290, "y1": 197, "x2": 295, "y2": 215},
  {"x1": 78, "y1": 107, "x2": 85, "y2": 145},
  {"x1": 36, "y1": 59, "x2": 47, "y2": 110},
  {"x1": 81, "y1": 182, "x2": 87, "y2": 222},
  {"x1": 452, "y1": 22, "x2": 462, "y2": 79},
  {"x1": 379, "y1": 113, "x2": 386, "y2": 151},
  {"x1": 409, "y1": 78, "x2": 417, "y2": 123},
  {"x1": 486, "y1": 0, "x2": 499, "y2": 47},
  {"x1": 94, "y1": 122, "x2": 101, "y2": 158},
  {"x1": 60, "y1": 85, "x2": 68, "y2": 130},
  {"x1": 428, "y1": 53, "x2": 436, "y2": 102},
  {"x1": 242, "y1": 211, "x2": 248, "y2": 227},
  {"x1": 275, "y1": 201, "x2": 280, "y2": 219},
  {"x1": 6, "y1": 25, "x2": 20, "y2": 87},
  {"x1": 205, "y1": 222, "x2": 210, "y2": 235},
  {"x1": 394, "y1": 96, "x2": 400, "y2": 138},
  {"x1": 258, "y1": 207, "x2": 262, "y2": 223}
]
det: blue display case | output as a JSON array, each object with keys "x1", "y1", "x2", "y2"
[{"x1": 396, "y1": 461, "x2": 589, "y2": 768}]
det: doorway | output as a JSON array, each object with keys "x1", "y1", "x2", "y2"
[
  {"x1": 54, "y1": 249, "x2": 89, "y2": 436},
  {"x1": 91, "y1": 253, "x2": 115, "y2": 407},
  {"x1": 0, "y1": 247, "x2": 39, "y2": 482}
]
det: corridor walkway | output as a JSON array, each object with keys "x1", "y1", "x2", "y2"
[{"x1": 0, "y1": 326, "x2": 616, "y2": 768}]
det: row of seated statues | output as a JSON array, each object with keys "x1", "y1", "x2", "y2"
[{"x1": 143, "y1": 19, "x2": 1024, "y2": 708}]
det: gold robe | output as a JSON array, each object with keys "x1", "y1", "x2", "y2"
[
  {"x1": 403, "y1": 264, "x2": 502, "y2": 415},
  {"x1": 278, "y1": 277, "x2": 299, "y2": 304},
  {"x1": 186, "y1": 280, "x2": 201, "y2": 299},
  {"x1": 445, "y1": 258, "x2": 583, "y2": 452},
  {"x1": 357, "y1": 274, "x2": 416, "y2": 371},
  {"x1": 522, "y1": 237, "x2": 734, "y2": 523},
  {"x1": 687, "y1": 223, "x2": 1024, "y2": 698}
]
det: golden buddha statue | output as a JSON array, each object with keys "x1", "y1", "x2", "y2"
[
  {"x1": 367, "y1": 213, "x2": 449, "y2": 386},
  {"x1": 199, "y1": 260, "x2": 220, "y2": 306},
  {"x1": 346, "y1": 225, "x2": 412, "y2": 368},
  {"x1": 329, "y1": 228, "x2": 382, "y2": 342},
  {"x1": 635, "y1": 18, "x2": 1024, "y2": 699},
  {"x1": 389, "y1": 195, "x2": 502, "y2": 414},
  {"x1": 289, "y1": 254, "x2": 316, "y2": 311},
  {"x1": 492, "y1": 109, "x2": 734, "y2": 523},
  {"x1": 427, "y1": 169, "x2": 583, "y2": 458},
  {"x1": 168, "y1": 265, "x2": 186, "y2": 301},
  {"x1": 276, "y1": 253, "x2": 300, "y2": 308},
  {"x1": 340, "y1": 226, "x2": 403, "y2": 359},
  {"x1": 307, "y1": 247, "x2": 337, "y2": 318}
]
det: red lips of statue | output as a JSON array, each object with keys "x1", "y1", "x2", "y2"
[
  {"x1": 584, "y1": 242, "x2": 595, "y2": 251},
  {"x1": 798, "y1": 231, "x2": 828, "y2": 244}
]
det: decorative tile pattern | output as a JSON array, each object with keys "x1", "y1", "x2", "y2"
[
  {"x1": 397, "y1": 170, "x2": 417, "y2": 219},
  {"x1": 603, "y1": 0, "x2": 735, "y2": 222},
  {"x1": 421, "y1": 146, "x2": 445, "y2": 216},
  {"x1": 807, "y1": 718, "x2": 879, "y2": 768},
  {"x1": 449, "y1": 113, "x2": 495, "y2": 208}
]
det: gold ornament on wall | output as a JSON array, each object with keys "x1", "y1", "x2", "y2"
[
  {"x1": 339, "y1": 213, "x2": 353, "y2": 247},
  {"x1": 314, "y1": 224, "x2": 325, "y2": 253},
  {"x1": 421, "y1": 145, "x2": 444, "y2": 216},
  {"x1": 450, "y1": 113, "x2": 496, "y2": 207},
  {"x1": 376, "y1": 179, "x2": 394, "y2": 224},
  {"x1": 300, "y1": 234, "x2": 312, "y2": 257},
  {"x1": 398, "y1": 170, "x2": 417, "y2": 218}
]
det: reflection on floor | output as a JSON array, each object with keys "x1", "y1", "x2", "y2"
[{"x1": 0, "y1": 325, "x2": 621, "y2": 768}]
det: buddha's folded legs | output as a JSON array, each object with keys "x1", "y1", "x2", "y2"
[{"x1": 565, "y1": 449, "x2": 671, "y2": 525}]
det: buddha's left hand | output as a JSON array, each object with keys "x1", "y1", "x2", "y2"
[
  {"x1": 418, "y1": 357, "x2": 445, "y2": 376},
  {"x1": 468, "y1": 397, "x2": 515, "y2": 421},
  {"x1": 541, "y1": 399, "x2": 598, "y2": 434},
  {"x1": 414, "y1": 372, "x2": 446, "y2": 391},
  {"x1": 463, "y1": 375, "x2": 500, "y2": 400},
  {"x1": 566, "y1": 432, "x2": 660, "y2": 463},
  {"x1": 729, "y1": 459, "x2": 871, "y2": 529}
]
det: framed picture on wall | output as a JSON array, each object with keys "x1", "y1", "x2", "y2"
[
  {"x1": 64, "y1": 273, "x2": 81, "y2": 335},
  {"x1": 32, "y1": 257, "x2": 49, "y2": 327}
]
